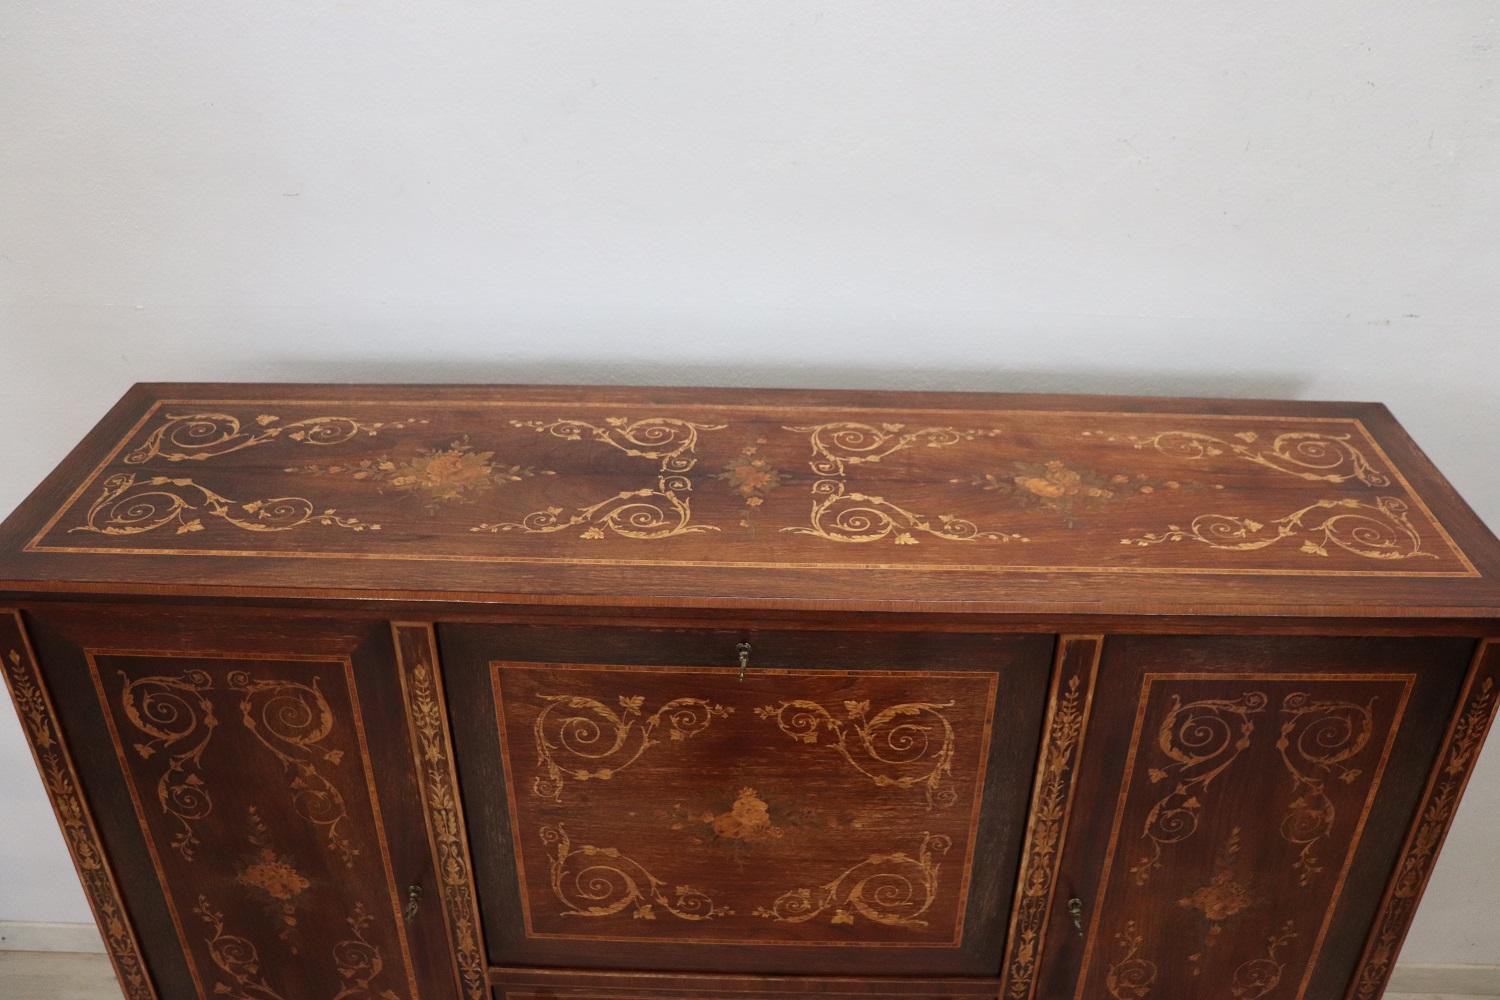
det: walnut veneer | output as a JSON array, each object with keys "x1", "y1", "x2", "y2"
[{"x1": 2, "y1": 383, "x2": 1498, "y2": 1000}]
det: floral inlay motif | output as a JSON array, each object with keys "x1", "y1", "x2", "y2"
[
  {"x1": 1004, "y1": 668, "x2": 1092, "y2": 1000},
  {"x1": 782, "y1": 422, "x2": 1027, "y2": 545},
  {"x1": 397, "y1": 634, "x2": 486, "y2": 1000},
  {"x1": 956, "y1": 460, "x2": 1218, "y2": 527},
  {"x1": 228, "y1": 671, "x2": 357, "y2": 867},
  {"x1": 1122, "y1": 497, "x2": 1437, "y2": 561},
  {"x1": 755, "y1": 698, "x2": 958, "y2": 809},
  {"x1": 1105, "y1": 921, "x2": 1157, "y2": 1000},
  {"x1": 1178, "y1": 827, "x2": 1257, "y2": 976},
  {"x1": 752, "y1": 832, "x2": 951, "y2": 929},
  {"x1": 4, "y1": 641, "x2": 156, "y2": 1000},
  {"x1": 531, "y1": 693, "x2": 733, "y2": 802},
  {"x1": 717, "y1": 438, "x2": 783, "y2": 526},
  {"x1": 1277, "y1": 693, "x2": 1374, "y2": 885},
  {"x1": 71, "y1": 474, "x2": 377, "y2": 537},
  {"x1": 1352, "y1": 670, "x2": 1499, "y2": 1000},
  {"x1": 126, "y1": 412, "x2": 426, "y2": 465},
  {"x1": 236, "y1": 806, "x2": 310, "y2": 952},
  {"x1": 542, "y1": 823, "x2": 730, "y2": 921},
  {"x1": 118, "y1": 669, "x2": 217, "y2": 860},
  {"x1": 704, "y1": 787, "x2": 783, "y2": 843},
  {"x1": 1131, "y1": 691, "x2": 1267, "y2": 885},
  {"x1": 1085, "y1": 428, "x2": 1391, "y2": 486},
  {"x1": 473, "y1": 417, "x2": 724, "y2": 539},
  {"x1": 287, "y1": 435, "x2": 554, "y2": 509}
]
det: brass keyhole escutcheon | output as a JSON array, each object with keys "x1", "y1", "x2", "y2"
[
  {"x1": 405, "y1": 883, "x2": 422, "y2": 922},
  {"x1": 737, "y1": 642, "x2": 752, "y2": 682},
  {"x1": 1067, "y1": 897, "x2": 1084, "y2": 936}
]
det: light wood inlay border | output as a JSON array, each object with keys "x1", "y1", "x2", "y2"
[
  {"x1": 1345, "y1": 638, "x2": 1500, "y2": 1000},
  {"x1": 393, "y1": 622, "x2": 489, "y2": 1000},
  {"x1": 998, "y1": 635, "x2": 1102, "y2": 1000},
  {"x1": 0, "y1": 610, "x2": 158, "y2": 1000}
]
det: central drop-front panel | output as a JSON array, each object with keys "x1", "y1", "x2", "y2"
[{"x1": 441, "y1": 625, "x2": 1054, "y2": 978}]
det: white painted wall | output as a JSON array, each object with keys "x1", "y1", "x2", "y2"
[{"x1": 1, "y1": 0, "x2": 1496, "y2": 968}]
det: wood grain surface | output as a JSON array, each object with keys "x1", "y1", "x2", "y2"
[{"x1": 2, "y1": 383, "x2": 1498, "y2": 617}]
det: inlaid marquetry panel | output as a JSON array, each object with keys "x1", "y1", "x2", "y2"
[
  {"x1": 490, "y1": 663, "x2": 998, "y2": 949},
  {"x1": 1071, "y1": 669, "x2": 1416, "y2": 1000},
  {"x1": 84, "y1": 648, "x2": 420, "y2": 1000},
  {"x1": 26, "y1": 396, "x2": 1473, "y2": 578},
  {"x1": 1024, "y1": 634, "x2": 1476, "y2": 1000}
]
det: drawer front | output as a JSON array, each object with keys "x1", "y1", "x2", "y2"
[
  {"x1": 491, "y1": 967, "x2": 1001, "y2": 998},
  {"x1": 1032, "y1": 634, "x2": 1474, "y2": 1000},
  {"x1": 441, "y1": 624, "x2": 1054, "y2": 977}
]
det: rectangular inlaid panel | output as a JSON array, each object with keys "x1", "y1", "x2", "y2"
[
  {"x1": 26, "y1": 396, "x2": 1473, "y2": 577},
  {"x1": 1034, "y1": 634, "x2": 1477, "y2": 1000},
  {"x1": 492, "y1": 663, "x2": 997, "y2": 949},
  {"x1": 1072, "y1": 671, "x2": 1413, "y2": 1000},
  {"x1": 84, "y1": 649, "x2": 420, "y2": 1000}
]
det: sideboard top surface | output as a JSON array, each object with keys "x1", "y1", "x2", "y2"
[{"x1": 2, "y1": 382, "x2": 1497, "y2": 619}]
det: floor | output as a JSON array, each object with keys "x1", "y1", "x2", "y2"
[{"x1": 0, "y1": 952, "x2": 1491, "y2": 1000}]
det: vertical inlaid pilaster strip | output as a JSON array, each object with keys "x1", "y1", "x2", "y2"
[
  {"x1": 1345, "y1": 638, "x2": 1500, "y2": 1000},
  {"x1": 0, "y1": 609, "x2": 158, "y2": 1000},
  {"x1": 998, "y1": 635, "x2": 1104, "y2": 1000},
  {"x1": 392, "y1": 622, "x2": 488, "y2": 1000}
]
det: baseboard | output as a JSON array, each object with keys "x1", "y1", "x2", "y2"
[
  {"x1": 0, "y1": 922, "x2": 1495, "y2": 993},
  {"x1": 0, "y1": 921, "x2": 105, "y2": 953},
  {"x1": 1387, "y1": 963, "x2": 1500, "y2": 995}
]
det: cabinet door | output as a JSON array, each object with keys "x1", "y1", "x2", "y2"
[
  {"x1": 440, "y1": 624, "x2": 1054, "y2": 979},
  {"x1": 1031, "y1": 634, "x2": 1473, "y2": 1000},
  {"x1": 17, "y1": 607, "x2": 458, "y2": 1000}
]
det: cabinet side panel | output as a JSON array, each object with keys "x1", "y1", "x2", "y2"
[
  {"x1": 1345, "y1": 637, "x2": 1500, "y2": 1000},
  {"x1": 0, "y1": 609, "x2": 157, "y2": 1000}
]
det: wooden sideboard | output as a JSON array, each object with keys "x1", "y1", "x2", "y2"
[{"x1": 2, "y1": 383, "x2": 1498, "y2": 1000}]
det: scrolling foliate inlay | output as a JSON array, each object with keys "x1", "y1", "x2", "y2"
[
  {"x1": 3, "y1": 640, "x2": 158, "y2": 1000},
  {"x1": 118, "y1": 669, "x2": 218, "y2": 860},
  {"x1": 1122, "y1": 497, "x2": 1437, "y2": 561},
  {"x1": 1131, "y1": 691, "x2": 1268, "y2": 886},
  {"x1": 783, "y1": 422, "x2": 1028, "y2": 545},
  {"x1": 1105, "y1": 922, "x2": 1157, "y2": 1000},
  {"x1": 754, "y1": 698, "x2": 958, "y2": 809},
  {"x1": 752, "y1": 832, "x2": 952, "y2": 929},
  {"x1": 1277, "y1": 693, "x2": 1376, "y2": 885},
  {"x1": 126, "y1": 412, "x2": 427, "y2": 464},
  {"x1": 542, "y1": 823, "x2": 731, "y2": 921},
  {"x1": 473, "y1": 417, "x2": 724, "y2": 539},
  {"x1": 228, "y1": 671, "x2": 357, "y2": 867},
  {"x1": 194, "y1": 896, "x2": 405, "y2": 1000},
  {"x1": 533, "y1": 693, "x2": 733, "y2": 801},
  {"x1": 1232, "y1": 922, "x2": 1298, "y2": 1000},
  {"x1": 1117, "y1": 429, "x2": 1391, "y2": 486},
  {"x1": 72, "y1": 474, "x2": 378, "y2": 537}
]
